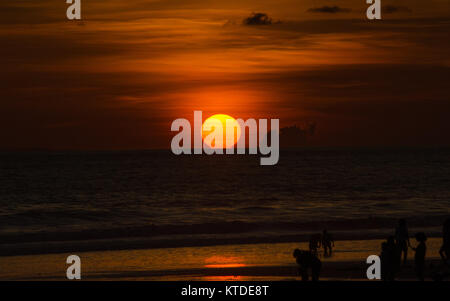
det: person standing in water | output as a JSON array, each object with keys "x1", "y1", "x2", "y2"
[
  {"x1": 322, "y1": 229, "x2": 334, "y2": 257},
  {"x1": 309, "y1": 234, "x2": 321, "y2": 256},
  {"x1": 395, "y1": 219, "x2": 410, "y2": 265}
]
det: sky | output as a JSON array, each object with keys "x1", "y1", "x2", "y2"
[{"x1": 0, "y1": 0, "x2": 449, "y2": 149}]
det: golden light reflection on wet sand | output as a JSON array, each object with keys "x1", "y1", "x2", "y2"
[
  {"x1": 204, "y1": 255, "x2": 246, "y2": 268},
  {"x1": 0, "y1": 238, "x2": 444, "y2": 280}
]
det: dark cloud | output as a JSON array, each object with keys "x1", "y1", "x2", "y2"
[
  {"x1": 307, "y1": 6, "x2": 351, "y2": 13},
  {"x1": 383, "y1": 5, "x2": 412, "y2": 14},
  {"x1": 243, "y1": 12, "x2": 273, "y2": 25},
  {"x1": 280, "y1": 124, "x2": 316, "y2": 147}
]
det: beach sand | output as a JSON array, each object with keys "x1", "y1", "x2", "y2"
[{"x1": 0, "y1": 238, "x2": 447, "y2": 281}]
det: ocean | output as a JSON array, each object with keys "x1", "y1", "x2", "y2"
[{"x1": 1, "y1": 148, "x2": 449, "y2": 255}]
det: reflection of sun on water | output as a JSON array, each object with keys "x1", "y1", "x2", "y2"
[
  {"x1": 204, "y1": 256, "x2": 246, "y2": 268},
  {"x1": 204, "y1": 263, "x2": 247, "y2": 268},
  {"x1": 202, "y1": 276, "x2": 244, "y2": 281},
  {"x1": 202, "y1": 114, "x2": 241, "y2": 149}
]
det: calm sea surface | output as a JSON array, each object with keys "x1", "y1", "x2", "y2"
[{"x1": 1, "y1": 148, "x2": 449, "y2": 244}]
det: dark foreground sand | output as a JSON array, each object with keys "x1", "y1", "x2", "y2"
[{"x1": 0, "y1": 238, "x2": 448, "y2": 281}]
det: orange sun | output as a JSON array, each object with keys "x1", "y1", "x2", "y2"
[{"x1": 202, "y1": 114, "x2": 242, "y2": 149}]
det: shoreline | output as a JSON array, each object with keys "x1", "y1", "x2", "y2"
[{"x1": 0, "y1": 227, "x2": 443, "y2": 257}]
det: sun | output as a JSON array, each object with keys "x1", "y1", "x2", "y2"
[{"x1": 202, "y1": 114, "x2": 242, "y2": 149}]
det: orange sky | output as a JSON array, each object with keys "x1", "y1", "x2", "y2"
[{"x1": 0, "y1": 0, "x2": 449, "y2": 149}]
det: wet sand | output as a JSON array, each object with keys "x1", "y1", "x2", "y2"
[{"x1": 0, "y1": 238, "x2": 447, "y2": 281}]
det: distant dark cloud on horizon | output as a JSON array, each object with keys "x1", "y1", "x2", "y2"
[
  {"x1": 280, "y1": 124, "x2": 316, "y2": 147},
  {"x1": 383, "y1": 5, "x2": 412, "y2": 14},
  {"x1": 243, "y1": 12, "x2": 273, "y2": 25},
  {"x1": 307, "y1": 6, "x2": 351, "y2": 14}
]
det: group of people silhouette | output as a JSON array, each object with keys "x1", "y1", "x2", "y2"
[
  {"x1": 381, "y1": 218, "x2": 450, "y2": 281},
  {"x1": 308, "y1": 229, "x2": 335, "y2": 257},
  {"x1": 293, "y1": 229, "x2": 334, "y2": 281},
  {"x1": 380, "y1": 221, "x2": 425, "y2": 281},
  {"x1": 293, "y1": 218, "x2": 450, "y2": 281}
]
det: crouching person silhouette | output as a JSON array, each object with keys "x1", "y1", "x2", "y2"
[{"x1": 293, "y1": 249, "x2": 322, "y2": 281}]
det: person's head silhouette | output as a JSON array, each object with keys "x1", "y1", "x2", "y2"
[
  {"x1": 387, "y1": 235, "x2": 395, "y2": 245},
  {"x1": 415, "y1": 232, "x2": 427, "y2": 242}
]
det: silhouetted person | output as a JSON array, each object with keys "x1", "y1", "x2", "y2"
[
  {"x1": 411, "y1": 232, "x2": 427, "y2": 281},
  {"x1": 395, "y1": 219, "x2": 410, "y2": 265},
  {"x1": 309, "y1": 234, "x2": 321, "y2": 256},
  {"x1": 439, "y1": 218, "x2": 450, "y2": 264},
  {"x1": 381, "y1": 236, "x2": 400, "y2": 280},
  {"x1": 388, "y1": 236, "x2": 401, "y2": 269},
  {"x1": 380, "y1": 242, "x2": 390, "y2": 281},
  {"x1": 293, "y1": 249, "x2": 322, "y2": 281},
  {"x1": 321, "y1": 229, "x2": 334, "y2": 257}
]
